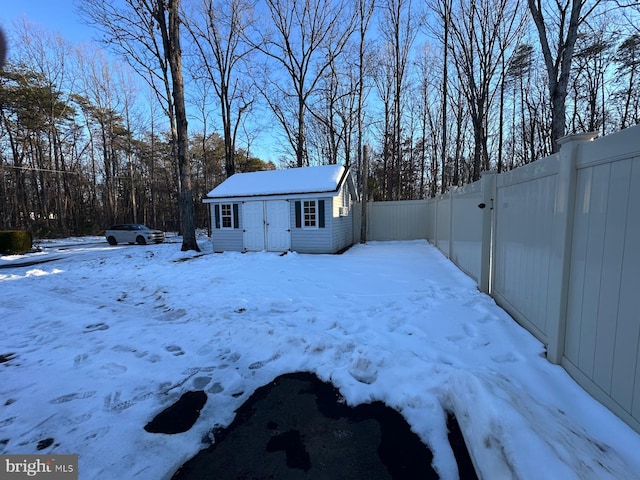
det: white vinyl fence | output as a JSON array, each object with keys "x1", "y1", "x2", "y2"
[
  {"x1": 352, "y1": 199, "x2": 429, "y2": 243},
  {"x1": 426, "y1": 126, "x2": 640, "y2": 433},
  {"x1": 426, "y1": 176, "x2": 494, "y2": 293}
]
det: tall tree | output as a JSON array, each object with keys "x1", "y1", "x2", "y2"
[
  {"x1": 505, "y1": 43, "x2": 538, "y2": 166},
  {"x1": 186, "y1": 0, "x2": 256, "y2": 178},
  {"x1": 79, "y1": 0, "x2": 199, "y2": 251},
  {"x1": 380, "y1": 0, "x2": 420, "y2": 198},
  {"x1": 613, "y1": 33, "x2": 640, "y2": 129},
  {"x1": 75, "y1": 46, "x2": 126, "y2": 224},
  {"x1": 158, "y1": 0, "x2": 198, "y2": 251},
  {"x1": 251, "y1": 0, "x2": 356, "y2": 167},
  {"x1": 356, "y1": 0, "x2": 375, "y2": 236},
  {"x1": 527, "y1": 0, "x2": 602, "y2": 153},
  {"x1": 448, "y1": 0, "x2": 525, "y2": 181},
  {"x1": 9, "y1": 20, "x2": 78, "y2": 233},
  {"x1": 570, "y1": 27, "x2": 614, "y2": 135}
]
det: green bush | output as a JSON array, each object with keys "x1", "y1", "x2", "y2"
[{"x1": 0, "y1": 230, "x2": 33, "y2": 255}]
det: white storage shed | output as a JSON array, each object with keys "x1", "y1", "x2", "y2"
[{"x1": 203, "y1": 165, "x2": 357, "y2": 253}]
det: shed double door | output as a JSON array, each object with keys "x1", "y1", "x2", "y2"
[{"x1": 243, "y1": 200, "x2": 291, "y2": 252}]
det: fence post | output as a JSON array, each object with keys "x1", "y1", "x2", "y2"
[
  {"x1": 448, "y1": 189, "x2": 454, "y2": 260},
  {"x1": 427, "y1": 199, "x2": 436, "y2": 244},
  {"x1": 546, "y1": 132, "x2": 598, "y2": 364},
  {"x1": 478, "y1": 173, "x2": 495, "y2": 294}
]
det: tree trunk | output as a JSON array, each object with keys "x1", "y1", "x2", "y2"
[
  {"x1": 360, "y1": 144, "x2": 369, "y2": 243},
  {"x1": 528, "y1": 0, "x2": 588, "y2": 153},
  {"x1": 441, "y1": 0, "x2": 450, "y2": 193},
  {"x1": 163, "y1": 0, "x2": 200, "y2": 251}
]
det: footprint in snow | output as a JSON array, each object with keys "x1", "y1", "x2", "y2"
[
  {"x1": 165, "y1": 345, "x2": 185, "y2": 356},
  {"x1": 207, "y1": 382, "x2": 224, "y2": 394},
  {"x1": 49, "y1": 391, "x2": 97, "y2": 404},
  {"x1": 104, "y1": 391, "x2": 154, "y2": 412},
  {"x1": 73, "y1": 353, "x2": 90, "y2": 368},
  {"x1": 112, "y1": 345, "x2": 147, "y2": 357},
  {"x1": 248, "y1": 352, "x2": 282, "y2": 370},
  {"x1": 197, "y1": 344, "x2": 215, "y2": 356},
  {"x1": 84, "y1": 323, "x2": 109, "y2": 333},
  {"x1": 0, "y1": 417, "x2": 15, "y2": 428},
  {"x1": 100, "y1": 363, "x2": 128, "y2": 375},
  {"x1": 83, "y1": 426, "x2": 111, "y2": 441},
  {"x1": 147, "y1": 354, "x2": 162, "y2": 363},
  {"x1": 193, "y1": 376, "x2": 212, "y2": 389},
  {"x1": 160, "y1": 308, "x2": 187, "y2": 322},
  {"x1": 348, "y1": 355, "x2": 378, "y2": 384},
  {"x1": 216, "y1": 351, "x2": 241, "y2": 368}
]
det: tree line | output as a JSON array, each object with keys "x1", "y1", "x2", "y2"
[{"x1": 1, "y1": 0, "x2": 638, "y2": 240}]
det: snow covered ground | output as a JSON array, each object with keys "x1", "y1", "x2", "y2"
[{"x1": 1, "y1": 237, "x2": 640, "y2": 479}]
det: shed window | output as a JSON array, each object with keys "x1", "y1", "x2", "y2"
[
  {"x1": 295, "y1": 200, "x2": 325, "y2": 228},
  {"x1": 303, "y1": 200, "x2": 317, "y2": 228},
  {"x1": 215, "y1": 203, "x2": 239, "y2": 229},
  {"x1": 221, "y1": 204, "x2": 233, "y2": 228}
]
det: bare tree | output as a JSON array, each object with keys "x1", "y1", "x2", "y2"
[
  {"x1": 10, "y1": 20, "x2": 77, "y2": 233},
  {"x1": 447, "y1": 0, "x2": 526, "y2": 181},
  {"x1": 379, "y1": 0, "x2": 420, "y2": 198},
  {"x1": 250, "y1": 0, "x2": 356, "y2": 167},
  {"x1": 414, "y1": 44, "x2": 439, "y2": 196},
  {"x1": 372, "y1": 44, "x2": 395, "y2": 198},
  {"x1": 569, "y1": 25, "x2": 615, "y2": 136},
  {"x1": 427, "y1": 0, "x2": 454, "y2": 191},
  {"x1": 527, "y1": 0, "x2": 603, "y2": 153},
  {"x1": 75, "y1": 46, "x2": 128, "y2": 224},
  {"x1": 613, "y1": 33, "x2": 640, "y2": 129},
  {"x1": 505, "y1": 43, "x2": 541, "y2": 166},
  {"x1": 79, "y1": 0, "x2": 199, "y2": 251},
  {"x1": 185, "y1": 0, "x2": 256, "y2": 178},
  {"x1": 356, "y1": 0, "x2": 375, "y2": 242}
]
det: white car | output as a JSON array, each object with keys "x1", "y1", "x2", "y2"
[{"x1": 105, "y1": 224, "x2": 164, "y2": 245}]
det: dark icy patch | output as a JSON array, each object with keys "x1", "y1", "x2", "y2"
[
  {"x1": 36, "y1": 438, "x2": 55, "y2": 450},
  {"x1": 145, "y1": 391, "x2": 207, "y2": 434},
  {"x1": 266, "y1": 429, "x2": 311, "y2": 472},
  {"x1": 447, "y1": 411, "x2": 479, "y2": 480},
  {"x1": 171, "y1": 372, "x2": 441, "y2": 479},
  {"x1": 0, "y1": 352, "x2": 17, "y2": 364}
]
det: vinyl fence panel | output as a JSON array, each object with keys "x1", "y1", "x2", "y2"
[
  {"x1": 492, "y1": 155, "x2": 559, "y2": 343},
  {"x1": 561, "y1": 128, "x2": 640, "y2": 428},
  {"x1": 450, "y1": 181, "x2": 484, "y2": 282},
  {"x1": 352, "y1": 200, "x2": 429, "y2": 242},
  {"x1": 424, "y1": 126, "x2": 640, "y2": 433}
]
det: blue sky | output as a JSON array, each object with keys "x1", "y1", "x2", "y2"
[
  {"x1": 1, "y1": 1, "x2": 94, "y2": 44},
  {"x1": 0, "y1": 0, "x2": 278, "y2": 161}
]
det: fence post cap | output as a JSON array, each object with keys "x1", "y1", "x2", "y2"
[{"x1": 557, "y1": 131, "x2": 598, "y2": 147}]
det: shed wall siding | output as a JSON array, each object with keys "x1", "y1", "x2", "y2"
[
  {"x1": 290, "y1": 196, "x2": 333, "y2": 253},
  {"x1": 331, "y1": 214, "x2": 353, "y2": 252},
  {"x1": 210, "y1": 202, "x2": 244, "y2": 252},
  {"x1": 331, "y1": 185, "x2": 353, "y2": 252}
]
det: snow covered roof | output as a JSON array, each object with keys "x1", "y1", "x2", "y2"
[{"x1": 205, "y1": 164, "x2": 348, "y2": 199}]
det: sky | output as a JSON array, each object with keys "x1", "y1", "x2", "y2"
[
  {"x1": 0, "y1": 1, "x2": 95, "y2": 45},
  {"x1": 0, "y1": 0, "x2": 278, "y2": 163},
  {"x1": 2, "y1": 237, "x2": 640, "y2": 479}
]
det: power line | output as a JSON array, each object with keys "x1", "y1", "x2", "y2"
[{"x1": 0, "y1": 164, "x2": 81, "y2": 175}]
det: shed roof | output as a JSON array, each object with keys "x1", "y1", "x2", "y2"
[{"x1": 205, "y1": 164, "x2": 349, "y2": 199}]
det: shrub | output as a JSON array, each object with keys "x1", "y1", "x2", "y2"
[{"x1": 0, "y1": 230, "x2": 33, "y2": 255}]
